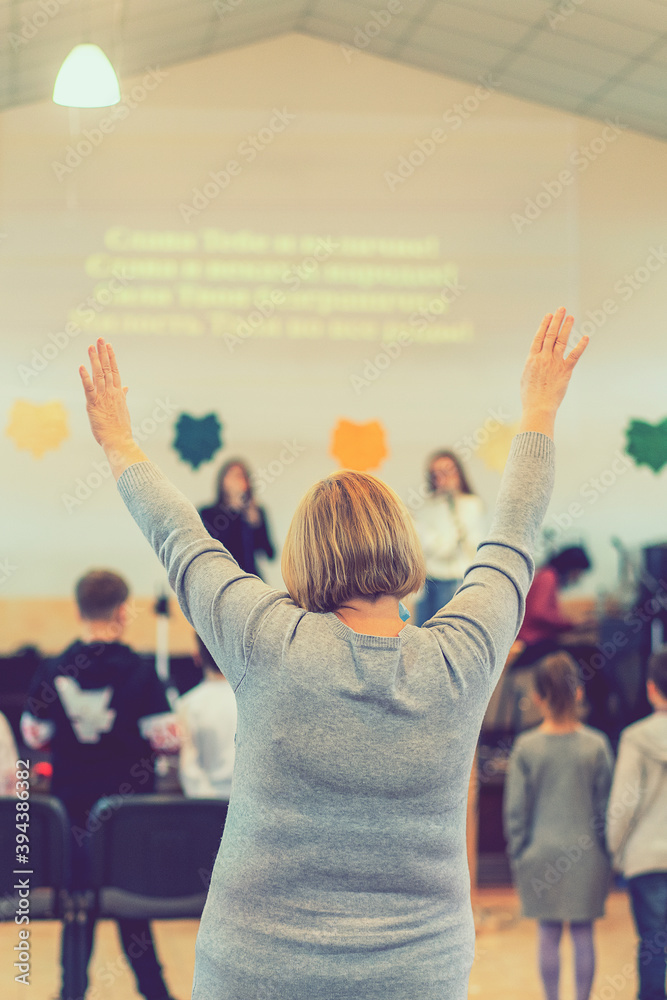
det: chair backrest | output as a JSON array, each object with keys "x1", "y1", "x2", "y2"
[
  {"x1": 88, "y1": 795, "x2": 228, "y2": 918},
  {"x1": 0, "y1": 795, "x2": 70, "y2": 919}
]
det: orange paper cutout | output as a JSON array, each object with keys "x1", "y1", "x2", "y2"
[{"x1": 330, "y1": 419, "x2": 388, "y2": 471}]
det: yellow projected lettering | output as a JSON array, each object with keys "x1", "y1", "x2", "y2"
[
  {"x1": 86, "y1": 255, "x2": 179, "y2": 280},
  {"x1": 209, "y1": 314, "x2": 283, "y2": 338},
  {"x1": 329, "y1": 320, "x2": 377, "y2": 340},
  {"x1": 83, "y1": 229, "x2": 473, "y2": 345},
  {"x1": 102, "y1": 229, "x2": 441, "y2": 259},
  {"x1": 110, "y1": 286, "x2": 175, "y2": 307},
  {"x1": 200, "y1": 230, "x2": 272, "y2": 253},
  {"x1": 177, "y1": 285, "x2": 251, "y2": 309},
  {"x1": 70, "y1": 310, "x2": 205, "y2": 335},
  {"x1": 382, "y1": 321, "x2": 473, "y2": 343},
  {"x1": 105, "y1": 227, "x2": 199, "y2": 253},
  {"x1": 286, "y1": 319, "x2": 325, "y2": 339},
  {"x1": 322, "y1": 263, "x2": 455, "y2": 288}
]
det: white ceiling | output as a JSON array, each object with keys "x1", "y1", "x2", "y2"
[{"x1": 1, "y1": 0, "x2": 666, "y2": 140}]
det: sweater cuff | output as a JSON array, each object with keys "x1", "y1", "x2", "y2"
[
  {"x1": 117, "y1": 461, "x2": 166, "y2": 504},
  {"x1": 509, "y1": 431, "x2": 554, "y2": 462}
]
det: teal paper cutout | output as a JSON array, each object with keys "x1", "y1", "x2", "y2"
[
  {"x1": 173, "y1": 412, "x2": 223, "y2": 469},
  {"x1": 625, "y1": 418, "x2": 667, "y2": 473}
]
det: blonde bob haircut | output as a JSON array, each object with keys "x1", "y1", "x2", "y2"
[{"x1": 282, "y1": 470, "x2": 426, "y2": 613}]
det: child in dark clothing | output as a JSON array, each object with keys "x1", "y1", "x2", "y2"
[{"x1": 21, "y1": 569, "x2": 181, "y2": 1000}]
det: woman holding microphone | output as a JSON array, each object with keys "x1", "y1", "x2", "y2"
[
  {"x1": 78, "y1": 308, "x2": 587, "y2": 1000},
  {"x1": 413, "y1": 450, "x2": 484, "y2": 626},
  {"x1": 199, "y1": 458, "x2": 275, "y2": 577}
]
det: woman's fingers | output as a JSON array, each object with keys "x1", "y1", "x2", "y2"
[
  {"x1": 89, "y1": 343, "x2": 105, "y2": 393},
  {"x1": 553, "y1": 314, "x2": 575, "y2": 357},
  {"x1": 107, "y1": 343, "x2": 122, "y2": 389},
  {"x1": 79, "y1": 364, "x2": 96, "y2": 400},
  {"x1": 544, "y1": 307, "x2": 567, "y2": 347},
  {"x1": 565, "y1": 334, "x2": 590, "y2": 366},
  {"x1": 529, "y1": 313, "x2": 553, "y2": 354},
  {"x1": 96, "y1": 338, "x2": 114, "y2": 390},
  {"x1": 87, "y1": 338, "x2": 118, "y2": 393}
]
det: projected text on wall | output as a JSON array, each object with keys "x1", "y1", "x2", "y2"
[{"x1": 69, "y1": 228, "x2": 473, "y2": 348}]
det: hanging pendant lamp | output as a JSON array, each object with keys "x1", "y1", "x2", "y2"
[{"x1": 53, "y1": 43, "x2": 120, "y2": 108}]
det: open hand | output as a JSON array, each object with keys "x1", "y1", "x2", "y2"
[
  {"x1": 79, "y1": 338, "x2": 133, "y2": 449},
  {"x1": 521, "y1": 308, "x2": 588, "y2": 417}
]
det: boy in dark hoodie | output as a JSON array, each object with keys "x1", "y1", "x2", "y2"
[
  {"x1": 607, "y1": 650, "x2": 667, "y2": 1000},
  {"x1": 21, "y1": 569, "x2": 180, "y2": 1000}
]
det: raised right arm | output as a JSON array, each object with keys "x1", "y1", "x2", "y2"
[
  {"x1": 422, "y1": 308, "x2": 589, "y2": 689},
  {"x1": 517, "y1": 307, "x2": 588, "y2": 439}
]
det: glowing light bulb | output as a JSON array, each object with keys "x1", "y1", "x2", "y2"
[{"x1": 53, "y1": 44, "x2": 120, "y2": 108}]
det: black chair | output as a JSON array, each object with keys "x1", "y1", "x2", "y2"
[
  {"x1": 0, "y1": 645, "x2": 42, "y2": 749},
  {"x1": 0, "y1": 794, "x2": 72, "y2": 920},
  {"x1": 88, "y1": 795, "x2": 228, "y2": 919}
]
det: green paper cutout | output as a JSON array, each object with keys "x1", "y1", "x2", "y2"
[{"x1": 625, "y1": 418, "x2": 667, "y2": 473}]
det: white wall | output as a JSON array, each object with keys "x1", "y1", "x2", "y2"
[{"x1": 1, "y1": 34, "x2": 665, "y2": 600}]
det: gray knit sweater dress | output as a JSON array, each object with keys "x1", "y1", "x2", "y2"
[
  {"x1": 504, "y1": 726, "x2": 614, "y2": 922},
  {"x1": 117, "y1": 431, "x2": 554, "y2": 1000}
]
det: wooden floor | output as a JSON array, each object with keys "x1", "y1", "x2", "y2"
[
  {"x1": 469, "y1": 890, "x2": 638, "y2": 1000},
  {"x1": 2, "y1": 889, "x2": 639, "y2": 999}
]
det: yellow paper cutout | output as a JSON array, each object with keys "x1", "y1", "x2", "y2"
[
  {"x1": 476, "y1": 421, "x2": 520, "y2": 473},
  {"x1": 6, "y1": 400, "x2": 69, "y2": 458},
  {"x1": 330, "y1": 419, "x2": 388, "y2": 471}
]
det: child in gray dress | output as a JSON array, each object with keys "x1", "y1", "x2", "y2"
[{"x1": 504, "y1": 653, "x2": 614, "y2": 1000}]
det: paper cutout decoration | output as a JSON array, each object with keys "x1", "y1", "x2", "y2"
[
  {"x1": 330, "y1": 419, "x2": 388, "y2": 471},
  {"x1": 476, "y1": 421, "x2": 521, "y2": 474},
  {"x1": 172, "y1": 412, "x2": 223, "y2": 470},
  {"x1": 625, "y1": 418, "x2": 667, "y2": 473},
  {"x1": 6, "y1": 400, "x2": 69, "y2": 458}
]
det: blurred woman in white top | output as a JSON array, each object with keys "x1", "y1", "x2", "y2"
[
  {"x1": 177, "y1": 634, "x2": 237, "y2": 799},
  {"x1": 413, "y1": 451, "x2": 484, "y2": 626}
]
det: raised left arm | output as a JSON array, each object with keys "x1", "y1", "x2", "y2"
[
  {"x1": 78, "y1": 337, "x2": 148, "y2": 478},
  {"x1": 78, "y1": 339, "x2": 283, "y2": 692}
]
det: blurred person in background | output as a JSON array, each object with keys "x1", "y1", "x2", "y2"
[
  {"x1": 413, "y1": 450, "x2": 484, "y2": 626},
  {"x1": 0, "y1": 709, "x2": 18, "y2": 794},
  {"x1": 513, "y1": 546, "x2": 593, "y2": 667},
  {"x1": 504, "y1": 653, "x2": 614, "y2": 1000},
  {"x1": 512, "y1": 546, "x2": 611, "y2": 732},
  {"x1": 177, "y1": 633, "x2": 237, "y2": 799},
  {"x1": 607, "y1": 650, "x2": 667, "y2": 1000},
  {"x1": 20, "y1": 569, "x2": 180, "y2": 1000},
  {"x1": 199, "y1": 458, "x2": 275, "y2": 577}
]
